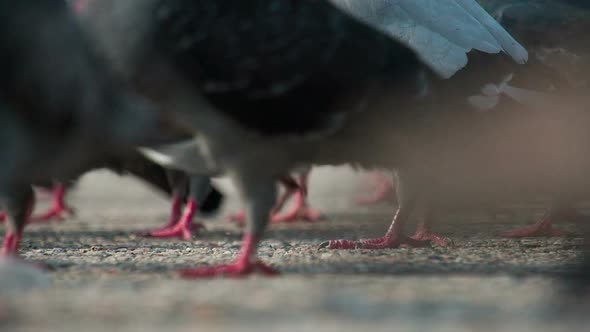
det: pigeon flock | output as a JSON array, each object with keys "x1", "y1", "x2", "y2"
[{"x1": 0, "y1": 0, "x2": 588, "y2": 296}]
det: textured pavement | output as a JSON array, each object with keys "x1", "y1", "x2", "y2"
[{"x1": 0, "y1": 168, "x2": 588, "y2": 331}]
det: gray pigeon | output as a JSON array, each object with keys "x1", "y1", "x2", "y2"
[
  {"x1": 0, "y1": 0, "x2": 166, "y2": 259},
  {"x1": 80, "y1": 0, "x2": 533, "y2": 278}
]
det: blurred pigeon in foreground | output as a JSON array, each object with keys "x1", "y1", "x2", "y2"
[
  {"x1": 324, "y1": 0, "x2": 590, "y2": 249},
  {"x1": 42, "y1": 0, "x2": 227, "y2": 241},
  {"x1": 471, "y1": 0, "x2": 590, "y2": 239},
  {"x1": 330, "y1": 0, "x2": 528, "y2": 207},
  {"x1": 314, "y1": 0, "x2": 530, "y2": 247},
  {"x1": 0, "y1": 0, "x2": 167, "y2": 259},
  {"x1": 322, "y1": 30, "x2": 590, "y2": 253},
  {"x1": 476, "y1": 0, "x2": 590, "y2": 296}
]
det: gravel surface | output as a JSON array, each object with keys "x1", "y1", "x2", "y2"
[{"x1": 0, "y1": 169, "x2": 588, "y2": 331}]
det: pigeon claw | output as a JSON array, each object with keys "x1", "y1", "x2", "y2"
[
  {"x1": 30, "y1": 183, "x2": 74, "y2": 223},
  {"x1": 271, "y1": 206, "x2": 324, "y2": 223},
  {"x1": 411, "y1": 224, "x2": 453, "y2": 247},
  {"x1": 501, "y1": 222, "x2": 570, "y2": 238},
  {"x1": 143, "y1": 222, "x2": 203, "y2": 241},
  {"x1": 501, "y1": 207, "x2": 586, "y2": 238},
  {"x1": 319, "y1": 235, "x2": 432, "y2": 250},
  {"x1": 180, "y1": 233, "x2": 279, "y2": 278},
  {"x1": 142, "y1": 199, "x2": 201, "y2": 241},
  {"x1": 179, "y1": 260, "x2": 279, "y2": 279},
  {"x1": 1, "y1": 231, "x2": 21, "y2": 257},
  {"x1": 228, "y1": 192, "x2": 324, "y2": 226}
]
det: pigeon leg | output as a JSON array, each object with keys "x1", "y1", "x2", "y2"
[
  {"x1": 145, "y1": 176, "x2": 212, "y2": 240},
  {"x1": 140, "y1": 171, "x2": 196, "y2": 240},
  {"x1": 410, "y1": 206, "x2": 452, "y2": 247},
  {"x1": 271, "y1": 169, "x2": 323, "y2": 223},
  {"x1": 321, "y1": 172, "x2": 430, "y2": 249},
  {"x1": 30, "y1": 183, "x2": 74, "y2": 222},
  {"x1": 180, "y1": 233, "x2": 278, "y2": 278},
  {"x1": 228, "y1": 175, "x2": 299, "y2": 224},
  {"x1": 0, "y1": 212, "x2": 5, "y2": 222},
  {"x1": 270, "y1": 190, "x2": 323, "y2": 223},
  {"x1": 181, "y1": 174, "x2": 278, "y2": 278},
  {"x1": 147, "y1": 199, "x2": 201, "y2": 240},
  {"x1": 319, "y1": 204, "x2": 430, "y2": 249},
  {"x1": 1, "y1": 187, "x2": 34, "y2": 257},
  {"x1": 501, "y1": 205, "x2": 574, "y2": 238},
  {"x1": 356, "y1": 171, "x2": 395, "y2": 205},
  {"x1": 138, "y1": 192, "x2": 184, "y2": 236}
]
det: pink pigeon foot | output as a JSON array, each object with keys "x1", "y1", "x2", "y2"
[
  {"x1": 410, "y1": 221, "x2": 452, "y2": 247},
  {"x1": 228, "y1": 191, "x2": 323, "y2": 226},
  {"x1": 356, "y1": 171, "x2": 395, "y2": 205},
  {"x1": 501, "y1": 220, "x2": 570, "y2": 238},
  {"x1": 146, "y1": 200, "x2": 202, "y2": 241},
  {"x1": 501, "y1": 208, "x2": 574, "y2": 238},
  {"x1": 138, "y1": 194, "x2": 183, "y2": 235},
  {"x1": 270, "y1": 191, "x2": 323, "y2": 223},
  {"x1": 319, "y1": 207, "x2": 431, "y2": 249},
  {"x1": 30, "y1": 184, "x2": 74, "y2": 222},
  {"x1": 180, "y1": 234, "x2": 279, "y2": 278},
  {"x1": 1, "y1": 231, "x2": 22, "y2": 257},
  {"x1": 320, "y1": 233, "x2": 431, "y2": 249},
  {"x1": 0, "y1": 198, "x2": 52, "y2": 270}
]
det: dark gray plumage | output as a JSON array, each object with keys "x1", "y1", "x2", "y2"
[
  {"x1": 80, "y1": 0, "x2": 431, "y2": 277},
  {"x1": 0, "y1": 0, "x2": 166, "y2": 257}
]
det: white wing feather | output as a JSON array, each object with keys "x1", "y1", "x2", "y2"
[
  {"x1": 330, "y1": 0, "x2": 528, "y2": 78},
  {"x1": 138, "y1": 140, "x2": 216, "y2": 175},
  {"x1": 467, "y1": 74, "x2": 585, "y2": 113}
]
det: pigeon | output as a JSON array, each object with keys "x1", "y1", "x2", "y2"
[
  {"x1": 314, "y1": 0, "x2": 531, "y2": 247},
  {"x1": 77, "y1": 0, "x2": 441, "y2": 276},
  {"x1": 0, "y1": 0, "x2": 167, "y2": 259},
  {"x1": 73, "y1": 0, "x2": 227, "y2": 241},
  {"x1": 327, "y1": 0, "x2": 590, "y2": 247},
  {"x1": 333, "y1": 0, "x2": 526, "y2": 206},
  {"x1": 0, "y1": 0, "x2": 223, "y2": 243},
  {"x1": 83, "y1": 0, "x2": 526, "y2": 277},
  {"x1": 80, "y1": 0, "x2": 537, "y2": 278}
]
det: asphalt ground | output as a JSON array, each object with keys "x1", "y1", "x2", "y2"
[{"x1": 0, "y1": 167, "x2": 588, "y2": 331}]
